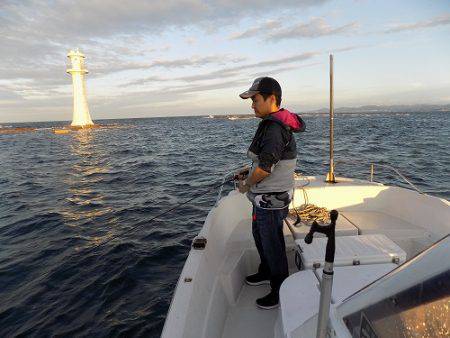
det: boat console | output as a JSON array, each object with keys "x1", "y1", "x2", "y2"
[{"x1": 279, "y1": 226, "x2": 449, "y2": 338}]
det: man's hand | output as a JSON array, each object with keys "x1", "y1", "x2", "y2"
[
  {"x1": 236, "y1": 166, "x2": 270, "y2": 194},
  {"x1": 234, "y1": 165, "x2": 250, "y2": 181},
  {"x1": 238, "y1": 180, "x2": 250, "y2": 193}
]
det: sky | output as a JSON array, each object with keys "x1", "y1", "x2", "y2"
[{"x1": 0, "y1": 0, "x2": 449, "y2": 123}]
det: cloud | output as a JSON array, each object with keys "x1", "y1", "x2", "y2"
[
  {"x1": 0, "y1": 1, "x2": 328, "y2": 83},
  {"x1": 185, "y1": 37, "x2": 197, "y2": 45},
  {"x1": 150, "y1": 55, "x2": 246, "y2": 68},
  {"x1": 169, "y1": 79, "x2": 249, "y2": 95},
  {"x1": 0, "y1": 51, "x2": 319, "y2": 122},
  {"x1": 1, "y1": 1, "x2": 329, "y2": 41},
  {"x1": 248, "y1": 52, "x2": 319, "y2": 68},
  {"x1": 330, "y1": 45, "x2": 366, "y2": 53},
  {"x1": 173, "y1": 69, "x2": 240, "y2": 83},
  {"x1": 2, "y1": 0, "x2": 309, "y2": 105},
  {"x1": 91, "y1": 54, "x2": 247, "y2": 79},
  {"x1": 229, "y1": 17, "x2": 358, "y2": 41},
  {"x1": 0, "y1": 80, "x2": 248, "y2": 121},
  {"x1": 118, "y1": 51, "x2": 319, "y2": 87},
  {"x1": 229, "y1": 20, "x2": 281, "y2": 40},
  {"x1": 118, "y1": 76, "x2": 168, "y2": 88},
  {"x1": 0, "y1": 88, "x2": 24, "y2": 101},
  {"x1": 384, "y1": 13, "x2": 450, "y2": 33},
  {"x1": 267, "y1": 17, "x2": 359, "y2": 40},
  {"x1": 249, "y1": 63, "x2": 321, "y2": 79}
]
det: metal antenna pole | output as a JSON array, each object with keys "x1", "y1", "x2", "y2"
[
  {"x1": 326, "y1": 54, "x2": 336, "y2": 183},
  {"x1": 304, "y1": 210, "x2": 338, "y2": 338}
]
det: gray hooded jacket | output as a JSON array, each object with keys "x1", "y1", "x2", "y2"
[{"x1": 246, "y1": 108, "x2": 305, "y2": 206}]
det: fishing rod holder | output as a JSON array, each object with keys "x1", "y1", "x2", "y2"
[{"x1": 304, "y1": 210, "x2": 338, "y2": 338}]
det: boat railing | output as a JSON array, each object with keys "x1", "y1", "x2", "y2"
[
  {"x1": 334, "y1": 160, "x2": 423, "y2": 194},
  {"x1": 215, "y1": 160, "x2": 424, "y2": 206}
]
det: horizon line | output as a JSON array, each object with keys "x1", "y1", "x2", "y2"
[{"x1": 1, "y1": 105, "x2": 449, "y2": 125}]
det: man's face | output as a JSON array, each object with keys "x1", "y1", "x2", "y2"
[{"x1": 251, "y1": 93, "x2": 273, "y2": 118}]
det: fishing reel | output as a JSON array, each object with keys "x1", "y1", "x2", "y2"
[{"x1": 233, "y1": 168, "x2": 249, "y2": 181}]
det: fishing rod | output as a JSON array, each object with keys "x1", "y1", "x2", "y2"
[{"x1": 88, "y1": 174, "x2": 239, "y2": 252}]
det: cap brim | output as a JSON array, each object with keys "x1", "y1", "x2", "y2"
[{"x1": 239, "y1": 90, "x2": 259, "y2": 99}]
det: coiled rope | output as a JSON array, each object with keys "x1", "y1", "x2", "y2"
[{"x1": 289, "y1": 173, "x2": 331, "y2": 224}]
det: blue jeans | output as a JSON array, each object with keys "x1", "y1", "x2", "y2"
[{"x1": 252, "y1": 205, "x2": 289, "y2": 293}]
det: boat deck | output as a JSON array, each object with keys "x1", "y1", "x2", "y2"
[{"x1": 222, "y1": 284, "x2": 276, "y2": 338}]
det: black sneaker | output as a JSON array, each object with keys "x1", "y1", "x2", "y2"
[
  {"x1": 256, "y1": 290, "x2": 279, "y2": 310},
  {"x1": 245, "y1": 272, "x2": 270, "y2": 286}
]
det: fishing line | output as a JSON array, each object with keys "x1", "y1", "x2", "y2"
[
  {"x1": 36, "y1": 175, "x2": 238, "y2": 284},
  {"x1": 84, "y1": 162, "x2": 248, "y2": 253},
  {"x1": 88, "y1": 176, "x2": 236, "y2": 252}
]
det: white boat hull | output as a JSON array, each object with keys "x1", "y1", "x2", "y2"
[{"x1": 162, "y1": 176, "x2": 449, "y2": 338}]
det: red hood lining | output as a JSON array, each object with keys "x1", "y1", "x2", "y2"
[{"x1": 271, "y1": 108, "x2": 303, "y2": 131}]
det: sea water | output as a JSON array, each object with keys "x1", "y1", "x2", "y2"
[{"x1": 0, "y1": 112, "x2": 448, "y2": 336}]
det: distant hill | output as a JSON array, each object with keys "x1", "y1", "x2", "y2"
[
  {"x1": 201, "y1": 104, "x2": 450, "y2": 120},
  {"x1": 306, "y1": 104, "x2": 450, "y2": 114}
]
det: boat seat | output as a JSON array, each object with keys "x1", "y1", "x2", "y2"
[
  {"x1": 296, "y1": 234, "x2": 406, "y2": 270},
  {"x1": 340, "y1": 211, "x2": 433, "y2": 257},
  {"x1": 285, "y1": 214, "x2": 358, "y2": 240},
  {"x1": 341, "y1": 211, "x2": 429, "y2": 238},
  {"x1": 279, "y1": 264, "x2": 397, "y2": 337}
]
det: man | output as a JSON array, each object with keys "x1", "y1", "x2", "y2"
[{"x1": 237, "y1": 77, "x2": 305, "y2": 309}]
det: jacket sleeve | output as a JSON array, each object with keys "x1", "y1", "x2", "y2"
[{"x1": 258, "y1": 123, "x2": 287, "y2": 173}]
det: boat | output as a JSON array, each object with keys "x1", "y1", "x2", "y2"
[
  {"x1": 162, "y1": 56, "x2": 450, "y2": 338},
  {"x1": 227, "y1": 115, "x2": 255, "y2": 120}
]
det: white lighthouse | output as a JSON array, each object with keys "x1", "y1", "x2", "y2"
[{"x1": 67, "y1": 49, "x2": 94, "y2": 127}]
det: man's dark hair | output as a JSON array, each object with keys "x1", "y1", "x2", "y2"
[{"x1": 260, "y1": 92, "x2": 282, "y2": 107}]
